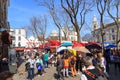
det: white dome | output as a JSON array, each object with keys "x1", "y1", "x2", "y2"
[
  {"x1": 50, "y1": 30, "x2": 58, "y2": 36},
  {"x1": 51, "y1": 30, "x2": 58, "y2": 34}
]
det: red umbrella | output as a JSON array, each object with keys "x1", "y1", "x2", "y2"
[
  {"x1": 48, "y1": 40, "x2": 61, "y2": 46},
  {"x1": 72, "y1": 40, "x2": 78, "y2": 44},
  {"x1": 45, "y1": 42, "x2": 49, "y2": 46},
  {"x1": 72, "y1": 43, "x2": 85, "y2": 48},
  {"x1": 39, "y1": 45, "x2": 44, "y2": 49}
]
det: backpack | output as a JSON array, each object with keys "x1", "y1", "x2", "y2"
[
  {"x1": 37, "y1": 64, "x2": 42, "y2": 70},
  {"x1": 70, "y1": 57, "x2": 75, "y2": 65},
  {"x1": 84, "y1": 70, "x2": 108, "y2": 80},
  {"x1": 25, "y1": 62, "x2": 30, "y2": 71}
]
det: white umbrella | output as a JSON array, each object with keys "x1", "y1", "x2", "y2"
[{"x1": 57, "y1": 46, "x2": 72, "y2": 52}]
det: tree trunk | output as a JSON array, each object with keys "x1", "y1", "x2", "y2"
[
  {"x1": 116, "y1": 25, "x2": 119, "y2": 48},
  {"x1": 101, "y1": 31, "x2": 104, "y2": 54},
  {"x1": 58, "y1": 28, "x2": 61, "y2": 42},
  {"x1": 64, "y1": 33, "x2": 67, "y2": 41},
  {"x1": 101, "y1": 19, "x2": 104, "y2": 54},
  {"x1": 76, "y1": 29, "x2": 80, "y2": 42}
]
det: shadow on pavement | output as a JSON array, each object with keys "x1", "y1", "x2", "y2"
[
  {"x1": 17, "y1": 57, "x2": 25, "y2": 68},
  {"x1": 54, "y1": 73, "x2": 60, "y2": 79}
]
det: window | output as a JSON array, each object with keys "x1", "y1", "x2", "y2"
[
  {"x1": 18, "y1": 29, "x2": 21, "y2": 34},
  {"x1": 18, "y1": 36, "x2": 21, "y2": 41},
  {"x1": 103, "y1": 35, "x2": 106, "y2": 41},
  {"x1": 111, "y1": 28, "x2": 114, "y2": 33},
  {"x1": 14, "y1": 29, "x2": 17, "y2": 34},
  {"x1": 71, "y1": 36, "x2": 74, "y2": 41},
  {"x1": 12, "y1": 42, "x2": 15, "y2": 47},
  {"x1": 18, "y1": 42, "x2": 21, "y2": 47},
  {"x1": 112, "y1": 35, "x2": 115, "y2": 40},
  {"x1": 11, "y1": 36, "x2": 15, "y2": 40}
]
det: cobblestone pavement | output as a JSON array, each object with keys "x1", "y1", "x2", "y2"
[
  {"x1": 12, "y1": 62, "x2": 120, "y2": 80},
  {"x1": 12, "y1": 62, "x2": 80, "y2": 80}
]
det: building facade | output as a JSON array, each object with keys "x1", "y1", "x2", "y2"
[
  {"x1": 61, "y1": 26, "x2": 77, "y2": 41},
  {"x1": 9, "y1": 28, "x2": 27, "y2": 47},
  {"x1": 0, "y1": 0, "x2": 10, "y2": 29},
  {"x1": 92, "y1": 15, "x2": 120, "y2": 45}
]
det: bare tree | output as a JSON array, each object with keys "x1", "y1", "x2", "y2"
[
  {"x1": 28, "y1": 16, "x2": 47, "y2": 47},
  {"x1": 35, "y1": 0, "x2": 71, "y2": 42},
  {"x1": 82, "y1": 33, "x2": 92, "y2": 42},
  {"x1": 107, "y1": 0, "x2": 120, "y2": 47},
  {"x1": 61, "y1": 0, "x2": 93, "y2": 42},
  {"x1": 96, "y1": 0, "x2": 107, "y2": 53}
]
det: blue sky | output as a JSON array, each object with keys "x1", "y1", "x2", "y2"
[
  {"x1": 8, "y1": 0, "x2": 115, "y2": 37},
  {"x1": 8, "y1": 0, "x2": 57, "y2": 36}
]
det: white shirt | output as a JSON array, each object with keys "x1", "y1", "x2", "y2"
[{"x1": 27, "y1": 58, "x2": 36, "y2": 68}]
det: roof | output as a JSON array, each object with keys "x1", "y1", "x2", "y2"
[{"x1": 93, "y1": 21, "x2": 120, "y2": 31}]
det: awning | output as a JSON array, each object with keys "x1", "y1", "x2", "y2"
[{"x1": 15, "y1": 47, "x2": 24, "y2": 51}]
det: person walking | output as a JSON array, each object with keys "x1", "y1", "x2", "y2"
[
  {"x1": 97, "y1": 52, "x2": 107, "y2": 72},
  {"x1": 43, "y1": 50, "x2": 49, "y2": 68},
  {"x1": 76, "y1": 53, "x2": 82, "y2": 74},
  {"x1": 63, "y1": 55, "x2": 69, "y2": 78},
  {"x1": 80, "y1": 56, "x2": 108, "y2": 80},
  {"x1": 26, "y1": 55, "x2": 36, "y2": 80},
  {"x1": 56, "y1": 54, "x2": 64, "y2": 80},
  {"x1": 70, "y1": 54, "x2": 77, "y2": 77}
]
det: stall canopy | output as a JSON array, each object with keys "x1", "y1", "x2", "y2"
[
  {"x1": 48, "y1": 40, "x2": 61, "y2": 47},
  {"x1": 88, "y1": 42, "x2": 100, "y2": 46},
  {"x1": 61, "y1": 41, "x2": 73, "y2": 47},
  {"x1": 15, "y1": 47, "x2": 24, "y2": 51},
  {"x1": 72, "y1": 43, "x2": 85, "y2": 48},
  {"x1": 39, "y1": 40, "x2": 61, "y2": 49},
  {"x1": 85, "y1": 43, "x2": 101, "y2": 50},
  {"x1": 73, "y1": 46, "x2": 90, "y2": 53},
  {"x1": 104, "y1": 44, "x2": 117, "y2": 49}
]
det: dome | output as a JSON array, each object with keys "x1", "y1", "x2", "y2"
[
  {"x1": 51, "y1": 30, "x2": 57, "y2": 34},
  {"x1": 51, "y1": 30, "x2": 58, "y2": 36}
]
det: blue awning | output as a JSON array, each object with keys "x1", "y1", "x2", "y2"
[{"x1": 104, "y1": 44, "x2": 117, "y2": 49}]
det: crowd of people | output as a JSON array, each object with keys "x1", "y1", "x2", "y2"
[
  {"x1": 56, "y1": 50, "x2": 110, "y2": 80},
  {"x1": 1, "y1": 47, "x2": 120, "y2": 80},
  {"x1": 17, "y1": 47, "x2": 120, "y2": 80},
  {"x1": 24, "y1": 50, "x2": 56, "y2": 80}
]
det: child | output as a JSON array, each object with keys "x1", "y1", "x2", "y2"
[
  {"x1": 36, "y1": 56, "x2": 44, "y2": 76},
  {"x1": 63, "y1": 55, "x2": 69, "y2": 77}
]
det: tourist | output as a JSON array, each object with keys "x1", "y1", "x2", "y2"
[
  {"x1": 92, "y1": 54, "x2": 98, "y2": 67},
  {"x1": 70, "y1": 54, "x2": 77, "y2": 77},
  {"x1": 0, "y1": 71, "x2": 14, "y2": 80},
  {"x1": 80, "y1": 56, "x2": 107, "y2": 80},
  {"x1": 97, "y1": 52, "x2": 106, "y2": 72},
  {"x1": 63, "y1": 54, "x2": 69, "y2": 77},
  {"x1": 26, "y1": 55, "x2": 36, "y2": 80},
  {"x1": 36, "y1": 55, "x2": 44, "y2": 76},
  {"x1": 56, "y1": 54, "x2": 64, "y2": 80},
  {"x1": 76, "y1": 52, "x2": 82, "y2": 74},
  {"x1": 43, "y1": 50, "x2": 49, "y2": 68}
]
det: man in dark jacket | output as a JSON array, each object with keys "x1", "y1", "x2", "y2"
[
  {"x1": 56, "y1": 54, "x2": 64, "y2": 80},
  {"x1": 80, "y1": 56, "x2": 107, "y2": 80}
]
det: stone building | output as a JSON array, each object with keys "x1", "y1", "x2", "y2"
[{"x1": 92, "y1": 15, "x2": 120, "y2": 47}]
